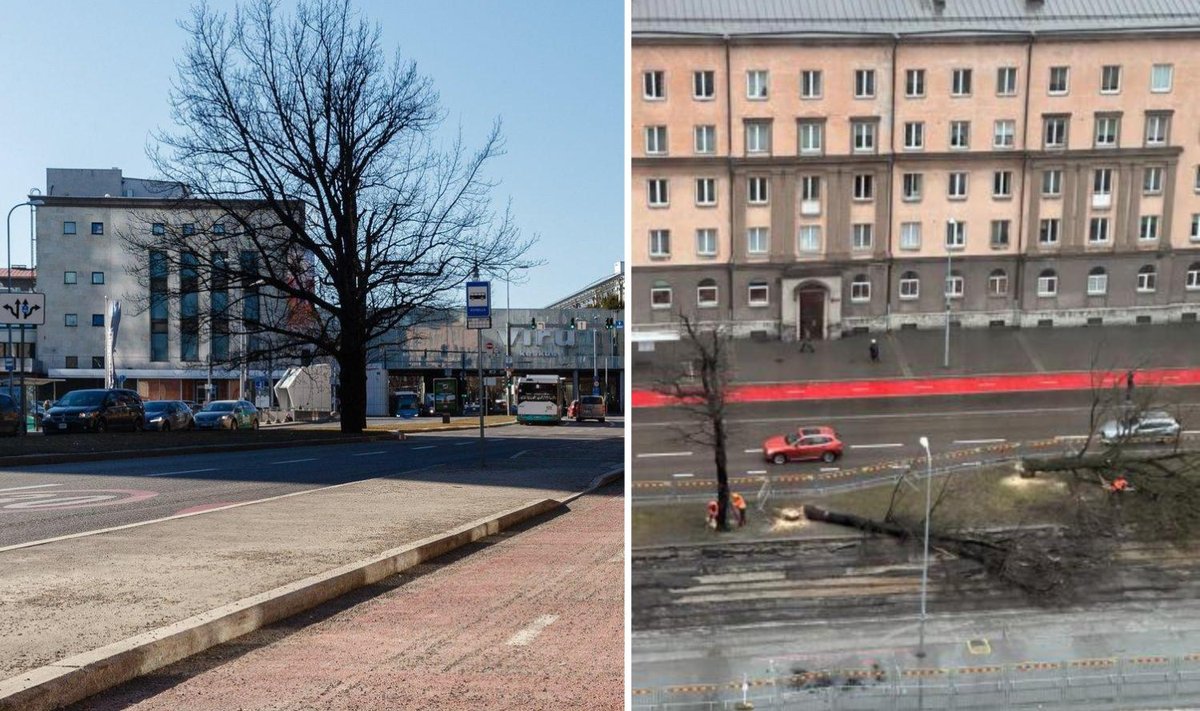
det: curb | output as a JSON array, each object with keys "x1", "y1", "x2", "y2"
[
  {"x1": 563, "y1": 466, "x2": 625, "y2": 504},
  {"x1": 0, "y1": 434, "x2": 391, "y2": 468},
  {"x1": 0, "y1": 496, "x2": 564, "y2": 711}
]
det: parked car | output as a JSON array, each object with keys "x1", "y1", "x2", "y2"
[
  {"x1": 762, "y1": 426, "x2": 843, "y2": 464},
  {"x1": 42, "y1": 389, "x2": 145, "y2": 434},
  {"x1": 194, "y1": 400, "x2": 259, "y2": 431},
  {"x1": 0, "y1": 394, "x2": 22, "y2": 436},
  {"x1": 575, "y1": 395, "x2": 606, "y2": 423},
  {"x1": 143, "y1": 400, "x2": 195, "y2": 431},
  {"x1": 1100, "y1": 411, "x2": 1181, "y2": 445}
]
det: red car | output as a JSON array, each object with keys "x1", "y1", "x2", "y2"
[{"x1": 762, "y1": 426, "x2": 843, "y2": 465}]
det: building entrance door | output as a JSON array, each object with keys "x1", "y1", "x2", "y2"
[{"x1": 797, "y1": 285, "x2": 827, "y2": 340}]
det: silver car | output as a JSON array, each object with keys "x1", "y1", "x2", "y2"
[{"x1": 1100, "y1": 411, "x2": 1181, "y2": 444}]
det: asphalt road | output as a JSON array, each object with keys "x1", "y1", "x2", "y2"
[
  {"x1": 0, "y1": 420, "x2": 622, "y2": 548},
  {"x1": 632, "y1": 388, "x2": 1200, "y2": 484}
]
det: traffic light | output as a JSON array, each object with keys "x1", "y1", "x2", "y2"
[
  {"x1": 530, "y1": 317, "x2": 536, "y2": 328},
  {"x1": 569, "y1": 317, "x2": 576, "y2": 330},
  {"x1": 605, "y1": 317, "x2": 614, "y2": 330}
]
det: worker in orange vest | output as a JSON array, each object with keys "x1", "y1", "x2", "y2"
[
  {"x1": 706, "y1": 500, "x2": 719, "y2": 529},
  {"x1": 1111, "y1": 475, "x2": 1129, "y2": 494},
  {"x1": 731, "y1": 492, "x2": 747, "y2": 527}
]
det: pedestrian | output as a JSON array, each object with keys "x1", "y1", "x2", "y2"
[
  {"x1": 731, "y1": 492, "x2": 747, "y2": 527},
  {"x1": 706, "y1": 499, "x2": 719, "y2": 530},
  {"x1": 869, "y1": 339, "x2": 880, "y2": 363},
  {"x1": 799, "y1": 324, "x2": 815, "y2": 353},
  {"x1": 1110, "y1": 474, "x2": 1129, "y2": 494},
  {"x1": 1126, "y1": 370, "x2": 1135, "y2": 400}
]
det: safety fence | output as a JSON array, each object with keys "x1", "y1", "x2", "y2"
[{"x1": 632, "y1": 653, "x2": 1200, "y2": 710}]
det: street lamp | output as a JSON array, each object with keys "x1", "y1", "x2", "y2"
[
  {"x1": 917, "y1": 436, "x2": 934, "y2": 659},
  {"x1": 7, "y1": 199, "x2": 43, "y2": 434},
  {"x1": 488, "y1": 265, "x2": 527, "y2": 415}
]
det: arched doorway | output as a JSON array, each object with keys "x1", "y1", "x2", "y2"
[{"x1": 795, "y1": 282, "x2": 828, "y2": 340}]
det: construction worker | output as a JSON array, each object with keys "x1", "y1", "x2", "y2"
[
  {"x1": 731, "y1": 492, "x2": 747, "y2": 527},
  {"x1": 1111, "y1": 475, "x2": 1129, "y2": 494},
  {"x1": 706, "y1": 500, "x2": 719, "y2": 529}
]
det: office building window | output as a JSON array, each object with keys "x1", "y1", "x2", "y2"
[
  {"x1": 696, "y1": 229, "x2": 718, "y2": 257},
  {"x1": 1152, "y1": 64, "x2": 1174, "y2": 93},
  {"x1": 1038, "y1": 269, "x2": 1058, "y2": 297},
  {"x1": 945, "y1": 220, "x2": 966, "y2": 249},
  {"x1": 645, "y1": 126, "x2": 667, "y2": 155},
  {"x1": 899, "y1": 222, "x2": 921, "y2": 250},
  {"x1": 851, "y1": 120, "x2": 876, "y2": 153},
  {"x1": 997, "y1": 67, "x2": 1018, "y2": 96},
  {"x1": 64, "y1": 271, "x2": 77, "y2": 284},
  {"x1": 1049, "y1": 66, "x2": 1069, "y2": 94},
  {"x1": 950, "y1": 120, "x2": 970, "y2": 149},
  {"x1": 63, "y1": 221, "x2": 76, "y2": 235},
  {"x1": 989, "y1": 269, "x2": 1009, "y2": 296},
  {"x1": 852, "y1": 224, "x2": 873, "y2": 250},
  {"x1": 694, "y1": 125, "x2": 715, "y2": 154},
  {"x1": 798, "y1": 121, "x2": 823, "y2": 155},
  {"x1": 693, "y1": 70, "x2": 715, "y2": 99},
  {"x1": 182, "y1": 223, "x2": 196, "y2": 236},
  {"x1": 902, "y1": 172, "x2": 923, "y2": 201},
  {"x1": 1140, "y1": 215, "x2": 1160, "y2": 241},
  {"x1": 643, "y1": 70, "x2": 665, "y2": 99},
  {"x1": 1087, "y1": 267, "x2": 1108, "y2": 296},
  {"x1": 1188, "y1": 263, "x2": 1200, "y2": 290},
  {"x1": 797, "y1": 225, "x2": 821, "y2": 253},
  {"x1": 1044, "y1": 115, "x2": 1068, "y2": 148},
  {"x1": 854, "y1": 69, "x2": 875, "y2": 98},
  {"x1": 951, "y1": 68, "x2": 972, "y2": 96},
  {"x1": 801, "y1": 176, "x2": 820, "y2": 201},
  {"x1": 695, "y1": 178, "x2": 716, "y2": 206},
  {"x1": 1040, "y1": 218, "x2": 1061, "y2": 245},
  {"x1": 1101, "y1": 65, "x2": 1121, "y2": 94},
  {"x1": 650, "y1": 282, "x2": 672, "y2": 309},
  {"x1": 64, "y1": 314, "x2": 78, "y2": 327},
  {"x1": 990, "y1": 220, "x2": 1010, "y2": 248},
  {"x1": 211, "y1": 222, "x2": 225, "y2": 235},
  {"x1": 65, "y1": 356, "x2": 78, "y2": 369},
  {"x1": 150, "y1": 249, "x2": 169, "y2": 362},
  {"x1": 748, "y1": 176, "x2": 769, "y2": 204},
  {"x1": 904, "y1": 122, "x2": 924, "y2": 150},
  {"x1": 899, "y1": 271, "x2": 920, "y2": 300},
  {"x1": 1094, "y1": 115, "x2": 1119, "y2": 147},
  {"x1": 850, "y1": 275, "x2": 871, "y2": 303},
  {"x1": 1145, "y1": 113, "x2": 1169, "y2": 146},
  {"x1": 993, "y1": 120, "x2": 1015, "y2": 148},
  {"x1": 948, "y1": 172, "x2": 968, "y2": 199},
  {"x1": 1137, "y1": 265, "x2": 1157, "y2": 293},
  {"x1": 649, "y1": 230, "x2": 670, "y2": 258},
  {"x1": 1144, "y1": 167, "x2": 1163, "y2": 195},
  {"x1": 1089, "y1": 217, "x2": 1110, "y2": 243},
  {"x1": 91, "y1": 314, "x2": 104, "y2": 327},
  {"x1": 745, "y1": 121, "x2": 771, "y2": 155},
  {"x1": 746, "y1": 69, "x2": 769, "y2": 99},
  {"x1": 800, "y1": 70, "x2": 822, "y2": 98},
  {"x1": 748, "y1": 281, "x2": 769, "y2": 307},
  {"x1": 92, "y1": 356, "x2": 104, "y2": 369},
  {"x1": 905, "y1": 69, "x2": 925, "y2": 98},
  {"x1": 945, "y1": 272, "x2": 964, "y2": 299},
  {"x1": 993, "y1": 170, "x2": 1012, "y2": 198},
  {"x1": 1094, "y1": 167, "x2": 1113, "y2": 197},
  {"x1": 1042, "y1": 169, "x2": 1062, "y2": 197},
  {"x1": 747, "y1": 227, "x2": 769, "y2": 255},
  {"x1": 853, "y1": 174, "x2": 874, "y2": 200},
  {"x1": 91, "y1": 271, "x2": 104, "y2": 284},
  {"x1": 696, "y1": 279, "x2": 719, "y2": 308},
  {"x1": 647, "y1": 179, "x2": 669, "y2": 207},
  {"x1": 152, "y1": 223, "x2": 165, "y2": 235},
  {"x1": 91, "y1": 222, "x2": 104, "y2": 235}
]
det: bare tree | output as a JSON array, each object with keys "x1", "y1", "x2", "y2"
[{"x1": 123, "y1": 0, "x2": 534, "y2": 432}]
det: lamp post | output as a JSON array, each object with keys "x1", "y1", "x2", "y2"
[
  {"x1": 917, "y1": 436, "x2": 934, "y2": 659},
  {"x1": 489, "y1": 265, "x2": 526, "y2": 415},
  {"x1": 943, "y1": 220, "x2": 956, "y2": 369},
  {"x1": 6, "y1": 199, "x2": 43, "y2": 433}
]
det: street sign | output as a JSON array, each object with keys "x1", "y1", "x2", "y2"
[
  {"x1": 466, "y1": 281, "x2": 490, "y2": 319},
  {"x1": 2, "y1": 358, "x2": 13, "y2": 372},
  {"x1": 615, "y1": 319, "x2": 624, "y2": 328},
  {"x1": 577, "y1": 319, "x2": 588, "y2": 331},
  {"x1": 255, "y1": 377, "x2": 267, "y2": 389},
  {"x1": 504, "y1": 356, "x2": 513, "y2": 367},
  {"x1": 592, "y1": 385, "x2": 601, "y2": 396},
  {"x1": 484, "y1": 377, "x2": 498, "y2": 386},
  {"x1": 0, "y1": 293, "x2": 45, "y2": 326},
  {"x1": 467, "y1": 317, "x2": 492, "y2": 329},
  {"x1": 536, "y1": 320, "x2": 546, "y2": 330},
  {"x1": 485, "y1": 342, "x2": 494, "y2": 352}
]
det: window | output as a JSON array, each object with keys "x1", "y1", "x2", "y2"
[
  {"x1": 1140, "y1": 215, "x2": 1160, "y2": 241},
  {"x1": 905, "y1": 68, "x2": 925, "y2": 98},
  {"x1": 993, "y1": 171, "x2": 1012, "y2": 198},
  {"x1": 643, "y1": 70, "x2": 665, "y2": 99},
  {"x1": 1049, "y1": 66, "x2": 1069, "y2": 94},
  {"x1": 211, "y1": 223, "x2": 225, "y2": 235},
  {"x1": 63, "y1": 221, "x2": 76, "y2": 235},
  {"x1": 91, "y1": 271, "x2": 104, "y2": 284},
  {"x1": 88, "y1": 222, "x2": 104, "y2": 235},
  {"x1": 1087, "y1": 267, "x2": 1108, "y2": 296},
  {"x1": 1038, "y1": 269, "x2": 1058, "y2": 297},
  {"x1": 948, "y1": 171, "x2": 968, "y2": 199},
  {"x1": 645, "y1": 126, "x2": 667, "y2": 155},
  {"x1": 693, "y1": 70, "x2": 715, "y2": 99},
  {"x1": 695, "y1": 178, "x2": 716, "y2": 206},
  {"x1": 853, "y1": 174, "x2": 874, "y2": 200},
  {"x1": 696, "y1": 229, "x2": 717, "y2": 256},
  {"x1": 997, "y1": 67, "x2": 1018, "y2": 96},
  {"x1": 747, "y1": 227, "x2": 769, "y2": 255},
  {"x1": 649, "y1": 229, "x2": 670, "y2": 257},
  {"x1": 747, "y1": 70, "x2": 768, "y2": 99},
  {"x1": 798, "y1": 121, "x2": 823, "y2": 155},
  {"x1": 851, "y1": 120, "x2": 876, "y2": 153},
  {"x1": 180, "y1": 252, "x2": 199, "y2": 361},
  {"x1": 92, "y1": 356, "x2": 105, "y2": 370},
  {"x1": 800, "y1": 70, "x2": 822, "y2": 98},
  {"x1": 902, "y1": 172, "x2": 923, "y2": 201},
  {"x1": 1094, "y1": 115, "x2": 1119, "y2": 147},
  {"x1": 903, "y1": 122, "x2": 924, "y2": 150},
  {"x1": 988, "y1": 269, "x2": 1008, "y2": 296},
  {"x1": 1094, "y1": 168, "x2": 1113, "y2": 197},
  {"x1": 1196, "y1": 166, "x2": 1200, "y2": 192},
  {"x1": 850, "y1": 275, "x2": 871, "y2": 303},
  {"x1": 91, "y1": 314, "x2": 104, "y2": 327},
  {"x1": 150, "y1": 249, "x2": 169, "y2": 361},
  {"x1": 1144, "y1": 167, "x2": 1163, "y2": 195},
  {"x1": 152, "y1": 223, "x2": 165, "y2": 235},
  {"x1": 694, "y1": 125, "x2": 715, "y2": 154},
  {"x1": 899, "y1": 271, "x2": 920, "y2": 300},
  {"x1": 993, "y1": 120, "x2": 1015, "y2": 148},
  {"x1": 1044, "y1": 116, "x2": 1067, "y2": 148},
  {"x1": 951, "y1": 68, "x2": 972, "y2": 96},
  {"x1": 900, "y1": 222, "x2": 922, "y2": 250},
  {"x1": 950, "y1": 121, "x2": 970, "y2": 149},
  {"x1": 798, "y1": 225, "x2": 821, "y2": 253},
  {"x1": 945, "y1": 272, "x2": 964, "y2": 299},
  {"x1": 801, "y1": 176, "x2": 821, "y2": 201},
  {"x1": 990, "y1": 220, "x2": 1010, "y2": 248},
  {"x1": 745, "y1": 121, "x2": 771, "y2": 154},
  {"x1": 696, "y1": 279, "x2": 719, "y2": 308},
  {"x1": 650, "y1": 282, "x2": 672, "y2": 309},
  {"x1": 748, "y1": 281, "x2": 769, "y2": 307},
  {"x1": 1145, "y1": 114, "x2": 1169, "y2": 146},
  {"x1": 1101, "y1": 65, "x2": 1121, "y2": 94},
  {"x1": 1039, "y1": 218, "x2": 1061, "y2": 245},
  {"x1": 1137, "y1": 265, "x2": 1157, "y2": 293},
  {"x1": 1151, "y1": 64, "x2": 1174, "y2": 93},
  {"x1": 945, "y1": 220, "x2": 966, "y2": 249},
  {"x1": 1187, "y1": 263, "x2": 1200, "y2": 290},
  {"x1": 63, "y1": 271, "x2": 77, "y2": 284},
  {"x1": 852, "y1": 224, "x2": 873, "y2": 250},
  {"x1": 65, "y1": 356, "x2": 78, "y2": 369},
  {"x1": 748, "y1": 176, "x2": 769, "y2": 204},
  {"x1": 1042, "y1": 169, "x2": 1062, "y2": 197},
  {"x1": 854, "y1": 69, "x2": 875, "y2": 98},
  {"x1": 181, "y1": 223, "x2": 196, "y2": 236},
  {"x1": 64, "y1": 313, "x2": 78, "y2": 327},
  {"x1": 647, "y1": 179, "x2": 669, "y2": 207},
  {"x1": 1089, "y1": 217, "x2": 1110, "y2": 243}
]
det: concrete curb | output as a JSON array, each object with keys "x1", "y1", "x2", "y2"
[
  {"x1": 0, "y1": 496, "x2": 564, "y2": 711},
  {"x1": 0, "y1": 434, "x2": 390, "y2": 468},
  {"x1": 562, "y1": 466, "x2": 625, "y2": 505}
]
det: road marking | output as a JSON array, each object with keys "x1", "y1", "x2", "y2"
[
  {"x1": 454, "y1": 441, "x2": 475, "y2": 447},
  {"x1": 510, "y1": 449, "x2": 528, "y2": 459},
  {"x1": 820, "y1": 467, "x2": 840, "y2": 472},
  {"x1": 747, "y1": 470, "x2": 767, "y2": 475},
  {"x1": 672, "y1": 473, "x2": 694, "y2": 478},
  {"x1": 1055, "y1": 435, "x2": 1087, "y2": 440},
  {"x1": 953, "y1": 438, "x2": 1006, "y2": 444},
  {"x1": 351, "y1": 451, "x2": 385, "y2": 457},
  {"x1": 274, "y1": 458, "x2": 317, "y2": 465},
  {"x1": 507, "y1": 614, "x2": 558, "y2": 646},
  {"x1": 850, "y1": 443, "x2": 904, "y2": 449},
  {"x1": 637, "y1": 451, "x2": 693, "y2": 458},
  {"x1": 1185, "y1": 430, "x2": 1200, "y2": 435},
  {"x1": 0, "y1": 489, "x2": 158, "y2": 510},
  {"x1": 743, "y1": 448, "x2": 760, "y2": 454},
  {"x1": 147, "y1": 467, "x2": 218, "y2": 477},
  {"x1": 0, "y1": 484, "x2": 60, "y2": 493},
  {"x1": 413, "y1": 445, "x2": 437, "y2": 450}
]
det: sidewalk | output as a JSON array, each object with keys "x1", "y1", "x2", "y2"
[
  {"x1": 75, "y1": 483, "x2": 624, "y2": 711},
  {"x1": 0, "y1": 458, "x2": 620, "y2": 710}
]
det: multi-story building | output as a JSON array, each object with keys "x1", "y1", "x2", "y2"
[{"x1": 632, "y1": 0, "x2": 1200, "y2": 342}]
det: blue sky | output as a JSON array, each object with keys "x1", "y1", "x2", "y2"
[{"x1": 0, "y1": 0, "x2": 623, "y2": 307}]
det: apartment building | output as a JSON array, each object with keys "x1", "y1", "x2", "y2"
[{"x1": 631, "y1": 0, "x2": 1200, "y2": 341}]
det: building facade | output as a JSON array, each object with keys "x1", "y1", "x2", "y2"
[{"x1": 631, "y1": 0, "x2": 1200, "y2": 341}]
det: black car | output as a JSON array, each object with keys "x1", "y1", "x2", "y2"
[
  {"x1": 143, "y1": 400, "x2": 195, "y2": 432},
  {"x1": 43, "y1": 389, "x2": 145, "y2": 434},
  {"x1": 0, "y1": 394, "x2": 22, "y2": 436}
]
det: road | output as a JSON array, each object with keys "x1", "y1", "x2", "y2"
[
  {"x1": 632, "y1": 388, "x2": 1200, "y2": 486},
  {"x1": 0, "y1": 420, "x2": 622, "y2": 548}
]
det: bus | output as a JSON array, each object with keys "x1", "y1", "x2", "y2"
[
  {"x1": 516, "y1": 375, "x2": 564, "y2": 424},
  {"x1": 393, "y1": 390, "x2": 420, "y2": 418}
]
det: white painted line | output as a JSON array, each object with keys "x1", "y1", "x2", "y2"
[
  {"x1": 890, "y1": 465, "x2": 908, "y2": 470},
  {"x1": 1055, "y1": 435, "x2": 1087, "y2": 440},
  {"x1": 964, "y1": 461, "x2": 982, "y2": 467},
  {"x1": 507, "y1": 614, "x2": 558, "y2": 646},
  {"x1": 850, "y1": 443, "x2": 904, "y2": 449},
  {"x1": 747, "y1": 470, "x2": 767, "y2": 475},
  {"x1": 454, "y1": 441, "x2": 475, "y2": 447},
  {"x1": 820, "y1": 467, "x2": 840, "y2": 472},
  {"x1": 636, "y1": 451, "x2": 693, "y2": 458},
  {"x1": 744, "y1": 448, "x2": 761, "y2": 454},
  {"x1": 672, "y1": 473, "x2": 694, "y2": 479},
  {"x1": 147, "y1": 467, "x2": 218, "y2": 478},
  {"x1": 953, "y1": 438, "x2": 1006, "y2": 444},
  {"x1": 351, "y1": 451, "x2": 385, "y2": 457},
  {"x1": 274, "y1": 458, "x2": 317, "y2": 465},
  {"x1": 509, "y1": 449, "x2": 529, "y2": 460},
  {"x1": 413, "y1": 445, "x2": 437, "y2": 450},
  {"x1": 1184, "y1": 430, "x2": 1200, "y2": 435},
  {"x1": 0, "y1": 484, "x2": 60, "y2": 493}
]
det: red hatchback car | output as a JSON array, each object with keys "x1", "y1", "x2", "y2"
[{"x1": 762, "y1": 426, "x2": 843, "y2": 465}]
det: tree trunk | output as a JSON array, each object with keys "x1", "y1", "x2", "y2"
[
  {"x1": 338, "y1": 339, "x2": 367, "y2": 434},
  {"x1": 714, "y1": 414, "x2": 730, "y2": 531}
]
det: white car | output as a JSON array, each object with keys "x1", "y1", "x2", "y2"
[{"x1": 1100, "y1": 411, "x2": 1180, "y2": 444}]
